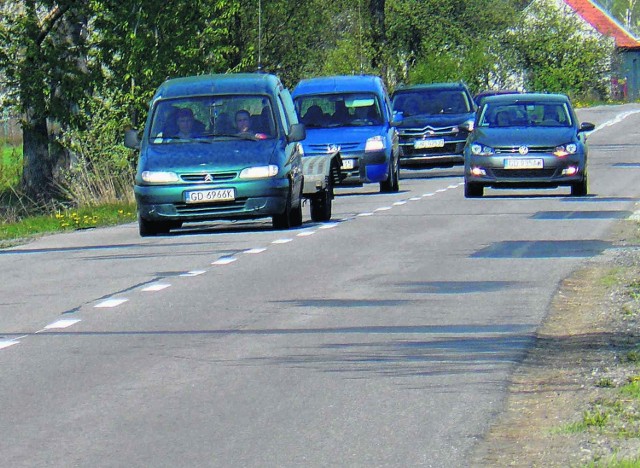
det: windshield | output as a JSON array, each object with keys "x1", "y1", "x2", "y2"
[
  {"x1": 478, "y1": 101, "x2": 573, "y2": 128},
  {"x1": 149, "y1": 95, "x2": 276, "y2": 144},
  {"x1": 392, "y1": 90, "x2": 473, "y2": 116},
  {"x1": 295, "y1": 93, "x2": 383, "y2": 128}
]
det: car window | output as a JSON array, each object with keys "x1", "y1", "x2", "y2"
[
  {"x1": 392, "y1": 90, "x2": 473, "y2": 116},
  {"x1": 295, "y1": 92, "x2": 383, "y2": 128},
  {"x1": 149, "y1": 95, "x2": 276, "y2": 143},
  {"x1": 479, "y1": 102, "x2": 573, "y2": 128}
]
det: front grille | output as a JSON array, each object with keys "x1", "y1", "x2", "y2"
[
  {"x1": 399, "y1": 125, "x2": 458, "y2": 137},
  {"x1": 491, "y1": 168, "x2": 557, "y2": 178},
  {"x1": 308, "y1": 142, "x2": 360, "y2": 152},
  {"x1": 494, "y1": 146, "x2": 555, "y2": 155},
  {"x1": 180, "y1": 172, "x2": 237, "y2": 182}
]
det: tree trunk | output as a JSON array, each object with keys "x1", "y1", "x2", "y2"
[{"x1": 21, "y1": 115, "x2": 54, "y2": 202}]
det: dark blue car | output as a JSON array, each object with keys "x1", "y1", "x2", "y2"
[{"x1": 292, "y1": 75, "x2": 400, "y2": 192}]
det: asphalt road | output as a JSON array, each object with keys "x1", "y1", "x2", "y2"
[{"x1": 1, "y1": 103, "x2": 640, "y2": 467}]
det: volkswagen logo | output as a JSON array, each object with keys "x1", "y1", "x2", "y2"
[
  {"x1": 518, "y1": 146, "x2": 529, "y2": 155},
  {"x1": 204, "y1": 174, "x2": 214, "y2": 182},
  {"x1": 327, "y1": 144, "x2": 340, "y2": 154}
]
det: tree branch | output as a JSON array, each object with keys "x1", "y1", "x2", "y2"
[{"x1": 36, "y1": 4, "x2": 71, "y2": 46}]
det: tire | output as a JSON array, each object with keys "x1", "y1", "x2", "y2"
[
  {"x1": 310, "y1": 188, "x2": 333, "y2": 222},
  {"x1": 272, "y1": 183, "x2": 302, "y2": 229},
  {"x1": 464, "y1": 182, "x2": 483, "y2": 198},
  {"x1": 380, "y1": 156, "x2": 400, "y2": 193},
  {"x1": 571, "y1": 175, "x2": 588, "y2": 197},
  {"x1": 138, "y1": 214, "x2": 170, "y2": 237}
]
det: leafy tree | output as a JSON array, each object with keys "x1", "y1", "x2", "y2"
[{"x1": 506, "y1": 0, "x2": 614, "y2": 99}]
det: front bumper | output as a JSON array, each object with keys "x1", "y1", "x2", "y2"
[
  {"x1": 134, "y1": 178, "x2": 290, "y2": 222},
  {"x1": 465, "y1": 153, "x2": 586, "y2": 188},
  {"x1": 307, "y1": 150, "x2": 389, "y2": 185}
]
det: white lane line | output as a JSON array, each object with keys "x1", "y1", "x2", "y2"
[
  {"x1": 409, "y1": 197, "x2": 421, "y2": 201},
  {"x1": 423, "y1": 193, "x2": 435, "y2": 197},
  {"x1": 272, "y1": 238, "x2": 293, "y2": 244},
  {"x1": 141, "y1": 283, "x2": 171, "y2": 292},
  {"x1": 0, "y1": 340, "x2": 19, "y2": 350},
  {"x1": 592, "y1": 110, "x2": 640, "y2": 133},
  {"x1": 393, "y1": 201, "x2": 407, "y2": 206},
  {"x1": 245, "y1": 247, "x2": 267, "y2": 254},
  {"x1": 357, "y1": 212, "x2": 374, "y2": 217},
  {"x1": 44, "y1": 318, "x2": 81, "y2": 329},
  {"x1": 447, "y1": 184, "x2": 458, "y2": 189},
  {"x1": 318, "y1": 223, "x2": 338, "y2": 229},
  {"x1": 375, "y1": 206, "x2": 392, "y2": 212},
  {"x1": 180, "y1": 270, "x2": 206, "y2": 277},
  {"x1": 435, "y1": 188, "x2": 447, "y2": 193},
  {"x1": 95, "y1": 298, "x2": 128, "y2": 308},
  {"x1": 212, "y1": 256, "x2": 237, "y2": 265},
  {"x1": 297, "y1": 230, "x2": 315, "y2": 237}
]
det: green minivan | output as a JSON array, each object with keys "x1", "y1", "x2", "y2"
[{"x1": 125, "y1": 73, "x2": 306, "y2": 236}]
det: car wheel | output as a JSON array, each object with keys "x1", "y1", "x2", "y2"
[
  {"x1": 273, "y1": 183, "x2": 302, "y2": 229},
  {"x1": 138, "y1": 214, "x2": 170, "y2": 237},
  {"x1": 380, "y1": 156, "x2": 400, "y2": 193},
  {"x1": 464, "y1": 182, "x2": 483, "y2": 198},
  {"x1": 311, "y1": 182, "x2": 333, "y2": 222},
  {"x1": 290, "y1": 185, "x2": 304, "y2": 227},
  {"x1": 571, "y1": 175, "x2": 588, "y2": 197}
]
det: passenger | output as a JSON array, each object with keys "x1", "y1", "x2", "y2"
[
  {"x1": 235, "y1": 109, "x2": 253, "y2": 134},
  {"x1": 495, "y1": 110, "x2": 511, "y2": 127},
  {"x1": 173, "y1": 108, "x2": 204, "y2": 138},
  {"x1": 302, "y1": 105, "x2": 325, "y2": 127}
]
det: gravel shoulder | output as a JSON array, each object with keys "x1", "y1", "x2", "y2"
[{"x1": 470, "y1": 218, "x2": 640, "y2": 466}]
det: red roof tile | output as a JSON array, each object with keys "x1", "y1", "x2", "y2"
[{"x1": 563, "y1": 0, "x2": 640, "y2": 48}]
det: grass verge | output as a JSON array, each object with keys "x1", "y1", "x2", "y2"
[{"x1": 0, "y1": 202, "x2": 137, "y2": 248}]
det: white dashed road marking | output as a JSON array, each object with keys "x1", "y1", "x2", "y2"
[
  {"x1": 44, "y1": 318, "x2": 81, "y2": 329},
  {"x1": 141, "y1": 283, "x2": 171, "y2": 292},
  {"x1": 272, "y1": 238, "x2": 293, "y2": 244},
  {"x1": 180, "y1": 270, "x2": 206, "y2": 277},
  {"x1": 0, "y1": 340, "x2": 19, "y2": 350},
  {"x1": 212, "y1": 257, "x2": 237, "y2": 265},
  {"x1": 244, "y1": 247, "x2": 267, "y2": 254},
  {"x1": 95, "y1": 298, "x2": 129, "y2": 308}
]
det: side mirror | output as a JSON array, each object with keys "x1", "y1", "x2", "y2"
[
  {"x1": 391, "y1": 111, "x2": 403, "y2": 126},
  {"x1": 288, "y1": 123, "x2": 306, "y2": 142},
  {"x1": 124, "y1": 129, "x2": 141, "y2": 149},
  {"x1": 578, "y1": 122, "x2": 595, "y2": 133}
]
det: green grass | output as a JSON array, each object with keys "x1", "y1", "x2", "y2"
[
  {"x1": 1, "y1": 144, "x2": 22, "y2": 189},
  {"x1": 0, "y1": 202, "x2": 137, "y2": 247}
]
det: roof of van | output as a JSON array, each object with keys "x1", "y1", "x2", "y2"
[
  {"x1": 292, "y1": 75, "x2": 385, "y2": 97},
  {"x1": 152, "y1": 73, "x2": 284, "y2": 99}
]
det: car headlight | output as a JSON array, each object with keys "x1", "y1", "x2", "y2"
[
  {"x1": 470, "y1": 143, "x2": 494, "y2": 156},
  {"x1": 365, "y1": 135, "x2": 386, "y2": 152},
  {"x1": 553, "y1": 143, "x2": 578, "y2": 157},
  {"x1": 239, "y1": 165, "x2": 279, "y2": 179},
  {"x1": 141, "y1": 171, "x2": 180, "y2": 183}
]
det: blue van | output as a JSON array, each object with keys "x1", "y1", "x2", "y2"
[{"x1": 292, "y1": 75, "x2": 400, "y2": 192}]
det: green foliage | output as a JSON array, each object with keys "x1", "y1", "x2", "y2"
[
  {"x1": 0, "y1": 145, "x2": 22, "y2": 189},
  {"x1": 506, "y1": 0, "x2": 615, "y2": 99},
  {"x1": 55, "y1": 89, "x2": 136, "y2": 207}
]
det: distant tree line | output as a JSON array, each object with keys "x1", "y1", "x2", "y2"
[{"x1": 0, "y1": 0, "x2": 616, "y2": 202}]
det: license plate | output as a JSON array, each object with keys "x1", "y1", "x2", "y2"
[
  {"x1": 414, "y1": 139, "x2": 445, "y2": 149},
  {"x1": 185, "y1": 188, "x2": 235, "y2": 204},
  {"x1": 341, "y1": 159, "x2": 355, "y2": 170},
  {"x1": 503, "y1": 158, "x2": 544, "y2": 169}
]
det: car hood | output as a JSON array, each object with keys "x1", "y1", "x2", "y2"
[
  {"x1": 472, "y1": 127, "x2": 578, "y2": 147},
  {"x1": 398, "y1": 112, "x2": 474, "y2": 129},
  {"x1": 302, "y1": 126, "x2": 385, "y2": 146},
  {"x1": 142, "y1": 139, "x2": 279, "y2": 172}
]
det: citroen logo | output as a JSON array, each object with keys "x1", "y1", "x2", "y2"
[
  {"x1": 518, "y1": 146, "x2": 529, "y2": 155},
  {"x1": 327, "y1": 144, "x2": 340, "y2": 154},
  {"x1": 204, "y1": 174, "x2": 214, "y2": 182}
]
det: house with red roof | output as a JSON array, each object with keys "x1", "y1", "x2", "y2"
[{"x1": 562, "y1": 0, "x2": 640, "y2": 99}]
